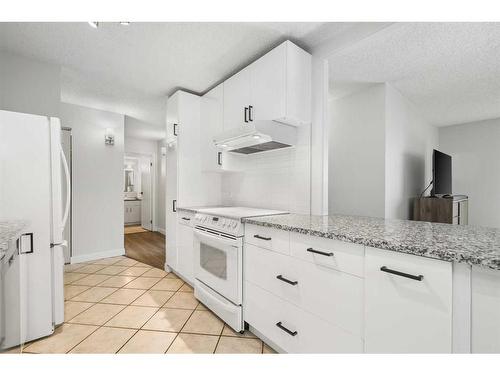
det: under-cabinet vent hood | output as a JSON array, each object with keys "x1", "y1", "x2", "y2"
[{"x1": 213, "y1": 121, "x2": 297, "y2": 155}]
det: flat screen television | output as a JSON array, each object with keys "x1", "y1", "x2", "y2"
[{"x1": 432, "y1": 149, "x2": 452, "y2": 196}]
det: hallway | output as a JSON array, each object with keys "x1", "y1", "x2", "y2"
[{"x1": 125, "y1": 231, "x2": 166, "y2": 269}]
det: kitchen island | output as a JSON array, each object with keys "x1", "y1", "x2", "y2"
[{"x1": 241, "y1": 213, "x2": 500, "y2": 353}]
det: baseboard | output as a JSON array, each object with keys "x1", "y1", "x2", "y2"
[
  {"x1": 71, "y1": 248, "x2": 125, "y2": 264},
  {"x1": 157, "y1": 227, "x2": 166, "y2": 235}
]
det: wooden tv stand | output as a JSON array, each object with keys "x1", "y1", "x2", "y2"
[{"x1": 413, "y1": 196, "x2": 468, "y2": 225}]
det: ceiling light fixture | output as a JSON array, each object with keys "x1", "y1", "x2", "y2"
[
  {"x1": 88, "y1": 21, "x2": 99, "y2": 29},
  {"x1": 119, "y1": 22, "x2": 130, "y2": 26},
  {"x1": 252, "y1": 135, "x2": 261, "y2": 140}
]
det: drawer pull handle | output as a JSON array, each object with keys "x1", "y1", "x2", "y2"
[
  {"x1": 306, "y1": 247, "x2": 333, "y2": 257},
  {"x1": 276, "y1": 275, "x2": 298, "y2": 286},
  {"x1": 380, "y1": 266, "x2": 424, "y2": 281},
  {"x1": 254, "y1": 234, "x2": 271, "y2": 241},
  {"x1": 182, "y1": 217, "x2": 191, "y2": 221},
  {"x1": 276, "y1": 322, "x2": 298, "y2": 336}
]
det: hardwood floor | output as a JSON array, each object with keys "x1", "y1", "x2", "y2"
[{"x1": 124, "y1": 231, "x2": 165, "y2": 269}]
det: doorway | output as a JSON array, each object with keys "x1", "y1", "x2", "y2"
[{"x1": 123, "y1": 153, "x2": 154, "y2": 231}]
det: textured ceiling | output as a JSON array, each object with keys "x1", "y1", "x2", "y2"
[
  {"x1": 1, "y1": 22, "x2": 498, "y2": 136},
  {"x1": 328, "y1": 22, "x2": 500, "y2": 126}
]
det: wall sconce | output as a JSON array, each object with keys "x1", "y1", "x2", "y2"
[{"x1": 105, "y1": 128, "x2": 115, "y2": 145}]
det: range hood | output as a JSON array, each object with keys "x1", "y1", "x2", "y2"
[{"x1": 213, "y1": 121, "x2": 297, "y2": 155}]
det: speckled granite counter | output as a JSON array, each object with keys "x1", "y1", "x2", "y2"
[
  {"x1": 177, "y1": 206, "x2": 225, "y2": 214},
  {"x1": 243, "y1": 214, "x2": 500, "y2": 271},
  {"x1": 0, "y1": 220, "x2": 28, "y2": 259}
]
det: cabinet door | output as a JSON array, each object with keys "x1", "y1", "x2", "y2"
[
  {"x1": 201, "y1": 84, "x2": 224, "y2": 172},
  {"x1": 223, "y1": 67, "x2": 251, "y2": 130},
  {"x1": 165, "y1": 143, "x2": 178, "y2": 270},
  {"x1": 166, "y1": 93, "x2": 179, "y2": 144},
  {"x1": 176, "y1": 223, "x2": 194, "y2": 284},
  {"x1": 131, "y1": 204, "x2": 141, "y2": 223},
  {"x1": 365, "y1": 247, "x2": 452, "y2": 353},
  {"x1": 250, "y1": 42, "x2": 286, "y2": 123}
]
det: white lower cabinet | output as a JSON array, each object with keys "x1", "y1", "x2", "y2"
[
  {"x1": 471, "y1": 266, "x2": 500, "y2": 353},
  {"x1": 176, "y1": 213, "x2": 194, "y2": 284},
  {"x1": 244, "y1": 281, "x2": 363, "y2": 353},
  {"x1": 364, "y1": 247, "x2": 453, "y2": 353},
  {"x1": 245, "y1": 243, "x2": 363, "y2": 337}
]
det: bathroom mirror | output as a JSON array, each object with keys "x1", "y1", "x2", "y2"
[{"x1": 124, "y1": 169, "x2": 134, "y2": 192}]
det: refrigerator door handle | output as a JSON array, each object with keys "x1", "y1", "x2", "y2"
[{"x1": 60, "y1": 144, "x2": 71, "y2": 230}]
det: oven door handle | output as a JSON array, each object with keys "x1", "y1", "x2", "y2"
[{"x1": 194, "y1": 228, "x2": 240, "y2": 248}]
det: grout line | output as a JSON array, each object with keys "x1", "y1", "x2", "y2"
[{"x1": 61, "y1": 255, "x2": 265, "y2": 354}]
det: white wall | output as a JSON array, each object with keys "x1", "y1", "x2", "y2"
[
  {"x1": 385, "y1": 85, "x2": 438, "y2": 219},
  {"x1": 439, "y1": 118, "x2": 500, "y2": 228},
  {"x1": 221, "y1": 125, "x2": 311, "y2": 214},
  {"x1": 60, "y1": 103, "x2": 125, "y2": 262},
  {"x1": 0, "y1": 51, "x2": 60, "y2": 117},
  {"x1": 329, "y1": 83, "x2": 437, "y2": 220},
  {"x1": 329, "y1": 84, "x2": 386, "y2": 218}
]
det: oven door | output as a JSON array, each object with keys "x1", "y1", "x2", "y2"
[{"x1": 193, "y1": 227, "x2": 242, "y2": 305}]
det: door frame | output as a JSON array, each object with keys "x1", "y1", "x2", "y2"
[{"x1": 124, "y1": 151, "x2": 156, "y2": 231}]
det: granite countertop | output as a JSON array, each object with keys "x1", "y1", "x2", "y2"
[
  {"x1": 177, "y1": 206, "x2": 224, "y2": 214},
  {"x1": 243, "y1": 213, "x2": 500, "y2": 271},
  {"x1": 0, "y1": 220, "x2": 28, "y2": 259}
]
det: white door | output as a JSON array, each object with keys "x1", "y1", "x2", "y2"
[
  {"x1": 60, "y1": 129, "x2": 72, "y2": 263},
  {"x1": 0, "y1": 110, "x2": 55, "y2": 342},
  {"x1": 250, "y1": 42, "x2": 286, "y2": 122},
  {"x1": 141, "y1": 157, "x2": 152, "y2": 231},
  {"x1": 223, "y1": 66, "x2": 251, "y2": 130}
]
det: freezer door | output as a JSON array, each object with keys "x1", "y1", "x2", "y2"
[
  {"x1": 49, "y1": 118, "x2": 66, "y2": 326},
  {"x1": 0, "y1": 110, "x2": 55, "y2": 342}
]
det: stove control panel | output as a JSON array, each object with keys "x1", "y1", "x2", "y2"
[{"x1": 193, "y1": 214, "x2": 243, "y2": 236}]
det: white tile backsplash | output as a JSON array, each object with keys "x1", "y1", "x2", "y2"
[{"x1": 221, "y1": 125, "x2": 311, "y2": 214}]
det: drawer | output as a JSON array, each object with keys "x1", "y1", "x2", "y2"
[
  {"x1": 364, "y1": 247, "x2": 452, "y2": 353},
  {"x1": 244, "y1": 281, "x2": 363, "y2": 353},
  {"x1": 244, "y1": 224, "x2": 290, "y2": 255},
  {"x1": 245, "y1": 243, "x2": 363, "y2": 336},
  {"x1": 178, "y1": 211, "x2": 194, "y2": 226},
  {"x1": 290, "y1": 232, "x2": 364, "y2": 277}
]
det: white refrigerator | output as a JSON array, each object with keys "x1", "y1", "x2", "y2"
[{"x1": 0, "y1": 109, "x2": 69, "y2": 345}]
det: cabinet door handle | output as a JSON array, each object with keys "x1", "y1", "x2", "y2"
[
  {"x1": 217, "y1": 151, "x2": 222, "y2": 166},
  {"x1": 253, "y1": 234, "x2": 271, "y2": 241},
  {"x1": 173, "y1": 123, "x2": 178, "y2": 136},
  {"x1": 182, "y1": 217, "x2": 190, "y2": 221},
  {"x1": 276, "y1": 275, "x2": 298, "y2": 286},
  {"x1": 276, "y1": 322, "x2": 297, "y2": 336},
  {"x1": 248, "y1": 105, "x2": 253, "y2": 121},
  {"x1": 306, "y1": 247, "x2": 334, "y2": 257},
  {"x1": 380, "y1": 266, "x2": 424, "y2": 281},
  {"x1": 244, "y1": 107, "x2": 249, "y2": 123},
  {"x1": 172, "y1": 199, "x2": 177, "y2": 212}
]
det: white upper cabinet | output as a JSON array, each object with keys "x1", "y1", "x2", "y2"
[
  {"x1": 223, "y1": 40, "x2": 311, "y2": 129},
  {"x1": 201, "y1": 84, "x2": 224, "y2": 172},
  {"x1": 223, "y1": 66, "x2": 251, "y2": 130},
  {"x1": 166, "y1": 93, "x2": 179, "y2": 144}
]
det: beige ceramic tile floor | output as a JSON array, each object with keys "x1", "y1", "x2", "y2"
[{"x1": 19, "y1": 255, "x2": 277, "y2": 354}]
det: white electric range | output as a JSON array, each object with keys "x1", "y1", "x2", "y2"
[{"x1": 192, "y1": 207, "x2": 288, "y2": 332}]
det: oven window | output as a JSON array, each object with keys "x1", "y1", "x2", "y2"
[{"x1": 200, "y1": 243, "x2": 227, "y2": 280}]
